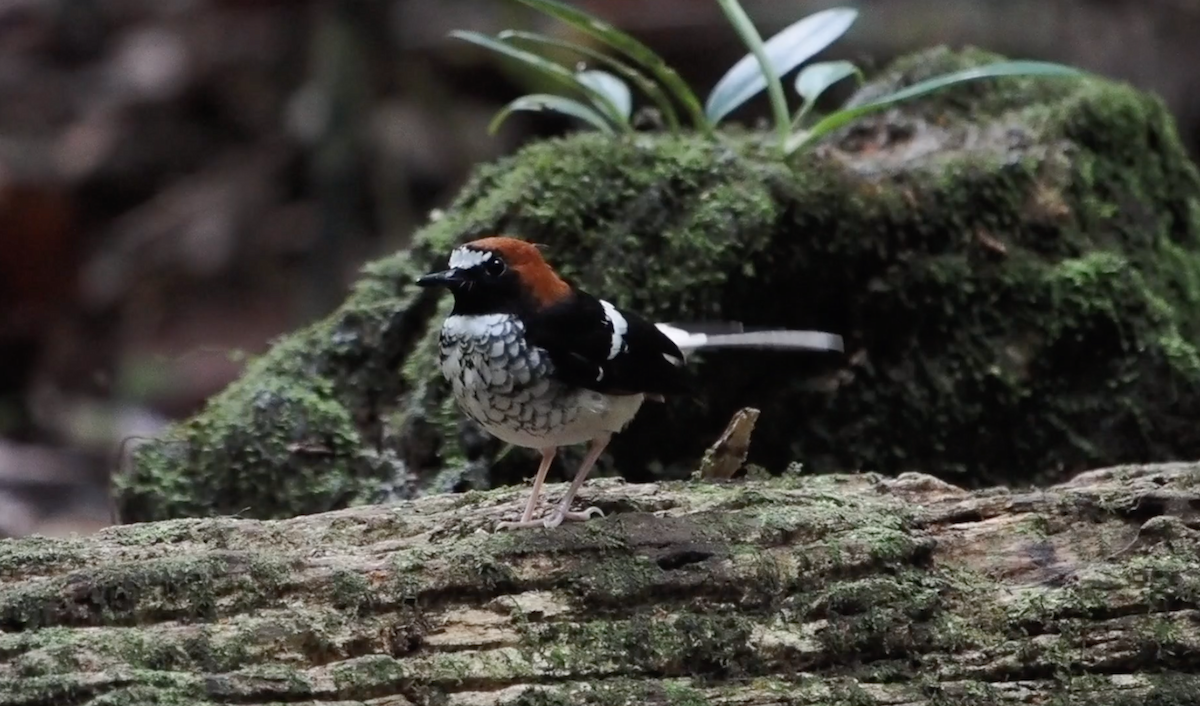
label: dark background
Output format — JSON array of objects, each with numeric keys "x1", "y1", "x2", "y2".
[{"x1": 2, "y1": 0, "x2": 1198, "y2": 537}]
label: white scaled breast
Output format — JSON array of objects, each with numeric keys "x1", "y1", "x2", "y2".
[{"x1": 437, "y1": 313, "x2": 645, "y2": 448}]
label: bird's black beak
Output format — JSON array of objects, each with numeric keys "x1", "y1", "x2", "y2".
[{"x1": 416, "y1": 269, "x2": 463, "y2": 288}]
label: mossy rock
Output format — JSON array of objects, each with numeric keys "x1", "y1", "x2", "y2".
[{"x1": 117, "y1": 47, "x2": 1200, "y2": 522}]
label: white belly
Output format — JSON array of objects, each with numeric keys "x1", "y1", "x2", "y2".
[
  {"x1": 439, "y1": 313, "x2": 646, "y2": 449},
  {"x1": 472, "y1": 386, "x2": 644, "y2": 449}
]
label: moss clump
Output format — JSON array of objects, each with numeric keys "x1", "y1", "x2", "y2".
[
  {"x1": 117, "y1": 250, "x2": 444, "y2": 522},
  {"x1": 119, "y1": 46, "x2": 1200, "y2": 521},
  {"x1": 0, "y1": 552, "x2": 290, "y2": 631},
  {"x1": 123, "y1": 373, "x2": 369, "y2": 520},
  {"x1": 0, "y1": 671, "x2": 205, "y2": 705},
  {"x1": 0, "y1": 536, "x2": 90, "y2": 580}
]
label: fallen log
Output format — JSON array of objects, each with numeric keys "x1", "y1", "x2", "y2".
[{"x1": 3, "y1": 462, "x2": 1198, "y2": 704}]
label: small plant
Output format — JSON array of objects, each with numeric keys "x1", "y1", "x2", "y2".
[{"x1": 451, "y1": 0, "x2": 1085, "y2": 155}]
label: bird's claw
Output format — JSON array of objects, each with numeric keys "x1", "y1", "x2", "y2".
[
  {"x1": 541, "y1": 506, "x2": 604, "y2": 529},
  {"x1": 494, "y1": 505, "x2": 604, "y2": 531},
  {"x1": 494, "y1": 517, "x2": 550, "y2": 531}
]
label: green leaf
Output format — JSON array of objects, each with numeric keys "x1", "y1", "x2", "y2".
[
  {"x1": 786, "y1": 60, "x2": 1087, "y2": 154},
  {"x1": 488, "y1": 94, "x2": 616, "y2": 134},
  {"x1": 576, "y1": 69, "x2": 632, "y2": 119},
  {"x1": 449, "y1": 29, "x2": 629, "y2": 130},
  {"x1": 713, "y1": 0, "x2": 791, "y2": 149},
  {"x1": 498, "y1": 29, "x2": 680, "y2": 129},
  {"x1": 507, "y1": 0, "x2": 710, "y2": 133},
  {"x1": 705, "y1": 7, "x2": 858, "y2": 126},
  {"x1": 792, "y1": 59, "x2": 862, "y2": 127},
  {"x1": 795, "y1": 60, "x2": 861, "y2": 104}
]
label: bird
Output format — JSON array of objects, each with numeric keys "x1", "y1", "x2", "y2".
[{"x1": 416, "y1": 236, "x2": 843, "y2": 530}]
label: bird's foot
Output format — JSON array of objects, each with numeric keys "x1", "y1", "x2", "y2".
[
  {"x1": 542, "y1": 506, "x2": 604, "y2": 529},
  {"x1": 494, "y1": 505, "x2": 604, "y2": 531},
  {"x1": 494, "y1": 517, "x2": 551, "y2": 531}
]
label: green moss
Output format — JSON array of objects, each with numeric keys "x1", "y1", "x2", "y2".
[
  {"x1": 0, "y1": 552, "x2": 290, "y2": 630},
  {"x1": 116, "y1": 253, "x2": 442, "y2": 523},
  {"x1": 119, "y1": 364, "x2": 374, "y2": 521},
  {"x1": 397, "y1": 296, "x2": 474, "y2": 492},
  {"x1": 330, "y1": 654, "x2": 408, "y2": 694},
  {"x1": 117, "y1": 45, "x2": 1200, "y2": 521},
  {"x1": 0, "y1": 620, "x2": 258, "y2": 678},
  {"x1": 203, "y1": 664, "x2": 315, "y2": 701},
  {"x1": 534, "y1": 615, "x2": 761, "y2": 680},
  {"x1": 7, "y1": 471, "x2": 1199, "y2": 702},
  {"x1": 510, "y1": 679, "x2": 713, "y2": 706},
  {"x1": 1003, "y1": 539, "x2": 1200, "y2": 647},
  {"x1": 571, "y1": 555, "x2": 662, "y2": 607},
  {"x1": 510, "y1": 688, "x2": 574, "y2": 706},
  {"x1": 924, "y1": 681, "x2": 1009, "y2": 706},
  {"x1": 0, "y1": 536, "x2": 89, "y2": 579},
  {"x1": 0, "y1": 671, "x2": 204, "y2": 706},
  {"x1": 1129, "y1": 676, "x2": 1200, "y2": 706},
  {"x1": 330, "y1": 570, "x2": 373, "y2": 614},
  {"x1": 1043, "y1": 675, "x2": 1200, "y2": 706},
  {"x1": 811, "y1": 572, "x2": 946, "y2": 666},
  {"x1": 658, "y1": 681, "x2": 711, "y2": 706}
]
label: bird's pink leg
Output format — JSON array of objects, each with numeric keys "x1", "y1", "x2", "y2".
[
  {"x1": 522, "y1": 448, "x2": 556, "y2": 522},
  {"x1": 496, "y1": 448, "x2": 556, "y2": 530},
  {"x1": 494, "y1": 435, "x2": 610, "y2": 531},
  {"x1": 541, "y1": 434, "x2": 609, "y2": 529}
]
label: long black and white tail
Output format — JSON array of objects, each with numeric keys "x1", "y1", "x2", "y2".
[{"x1": 656, "y1": 322, "x2": 843, "y2": 357}]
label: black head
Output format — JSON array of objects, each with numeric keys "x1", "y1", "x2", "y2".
[{"x1": 416, "y1": 236, "x2": 570, "y2": 315}]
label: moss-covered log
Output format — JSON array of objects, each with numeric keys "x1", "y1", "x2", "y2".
[
  {"x1": 117, "y1": 46, "x2": 1200, "y2": 522},
  {"x1": 6, "y1": 463, "x2": 1200, "y2": 705}
]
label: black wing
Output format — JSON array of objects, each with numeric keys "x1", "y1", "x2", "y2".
[{"x1": 523, "y1": 291, "x2": 691, "y2": 396}]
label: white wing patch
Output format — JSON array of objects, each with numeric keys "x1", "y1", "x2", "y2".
[
  {"x1": 599, "y1": 300, "x2": 628, "y2": 360},
  {"x1": 449, "y1": 247, "x2": 492, "y2": 270}
]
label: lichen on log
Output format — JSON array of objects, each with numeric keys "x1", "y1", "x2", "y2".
[
  {"x1": 5, "y1": 463, "x2": 1200, "y2": 705},
  {"x1": 117, "y1": 45, "x2": 1200, "y2": 523}
]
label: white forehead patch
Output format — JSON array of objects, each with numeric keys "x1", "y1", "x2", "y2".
[
  {"x1": 599, "y1": 299, "x2": 628, "y2": 360},
  {"x1": 449, "y1": 247, "x2": 492, "y2": 270}
]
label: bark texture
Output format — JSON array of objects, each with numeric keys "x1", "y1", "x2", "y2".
[{"x1": 4, "y1": 462, "x2": 1200, "y2": 705}]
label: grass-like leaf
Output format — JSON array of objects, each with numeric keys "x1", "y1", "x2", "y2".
[
  {"x1": 450, "y1": 29, "x2": 630, "y2": 130},
  {"x1": 576, "y1": 69, "x2": 632, "y2": 119},
  {"x1": 498, "y1": 30, "x2": 680, "y2": 129},
  {"x1": 713, "y1": 0, "x2": 789, "y2": 149},
  {"x1": 792, "y1": 60, "x2": 862, "y2": 126},
  {"x1": 786, "y1": 60, "x2": 1087, "y2": 154},
  {"x1": 706, "y1": 7, "x2": 858, "y2": 127},
  {"x1": 489, "y1": 94, "x2": 617, "y2": 134},
  {"x1": 508, "y1": 0, "x2": 710, "y2": 133}
]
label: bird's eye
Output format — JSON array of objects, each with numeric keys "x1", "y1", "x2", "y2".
[{"x1": 483, "y1": 258, "x2": 507, "y2": 277}]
